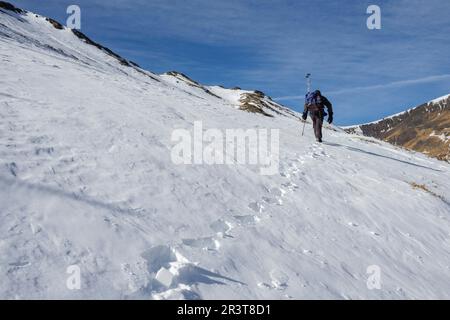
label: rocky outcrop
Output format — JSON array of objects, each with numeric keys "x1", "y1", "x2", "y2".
[
  {"x1": 239, "y1": 91, "x2": 301, "y2": 119},
  {"x1": 0, "y1": 1, "x2": 24, "y2": 14},
  {"x1": 46, "y1": 18, "x2": 64, "y2": 30}
]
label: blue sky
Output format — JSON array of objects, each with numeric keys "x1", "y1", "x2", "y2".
[{"x1": 13, "y1": 0, "x2": 450, "y2": 125}]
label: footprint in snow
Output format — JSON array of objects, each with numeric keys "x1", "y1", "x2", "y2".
[
  {"x1": 265, "y1": 187, "x2": 286, "y2": 205},
  {"x1": 281, "y1": 182, "x2": 299, "y2": 192},
  {"x1": 262, "y1": 196, "x2": 282, "y2": 206},
  {"x1": 103, "y1": 217, "x2": 120, "y2": 232},
  {"x1": 269, "y1": 187, "x2": 285, "y2": 197},
  {"x1": 6, "y1": 162, "x2": 18, "y2": 177},
  {"x1": 210, "y1": 219, "x2": 234, "y2": 238},
  {"x1": 182, "y1": 237, "x2": 220, "y2": 251},
  {"x1": 269, "y1": 269, "x2": 289, "y2": 290},
  {"x1": 280, "y1": 171, "x2": 292, "y2": 179},
  {"x1": 233, "y1": 215, "x2": 261, "y2": 226},
  {"x1": 28, "y1": 135, "x2": 50, "y2": 144},
  {"x1": 307, "y1": 145, "x2": 330, "y2": 159},
  {"x1": 248, "y1": 202, "x2": 265, "y2": 213},
  {"x1": 34, "y1": 147, "x2": 54, "y2": 156}
]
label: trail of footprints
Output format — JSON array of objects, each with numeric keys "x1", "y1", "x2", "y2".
[
  {"x1": 136, "y1": 143, "x2": 383, "y2": 298},
  {"x1": 137, "y1": 145, "x2": 322, "y2": 298},
  {"x1": 137, "y1": 146, "x2": 317, "y2": 298}
]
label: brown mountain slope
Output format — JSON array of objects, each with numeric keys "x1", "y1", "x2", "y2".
[{"x1": 345, "y1": 95, "x2": 450, "y2": 162}]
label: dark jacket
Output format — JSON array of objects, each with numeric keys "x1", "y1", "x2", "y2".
[{"x1": 304, "y1": 95, "x2": 333, "y2": 117}]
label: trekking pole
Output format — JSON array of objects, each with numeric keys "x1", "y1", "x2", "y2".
[{"x1": 301, "y1": 119, "x2": 306, "y2": 136}]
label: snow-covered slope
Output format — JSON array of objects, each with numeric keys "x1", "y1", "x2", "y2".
[
  {"x1": 1, "y1": 3, "x2": 450, "y2": 299},
  {"x1": 161, "y1": 71, "x2": 301, "y2": 119}
]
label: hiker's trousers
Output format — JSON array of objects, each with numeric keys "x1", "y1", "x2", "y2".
[{"x1": 310, "y1": 110, "x2": 324, "y2": 141}]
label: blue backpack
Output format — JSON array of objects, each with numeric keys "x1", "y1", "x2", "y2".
[{"x1": 305, "y1": 91, "x2": 322, "y2": 106}]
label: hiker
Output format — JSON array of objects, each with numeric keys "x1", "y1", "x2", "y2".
[{"x1": 302, "y1": 90, "x2": 333, "y2": 143}]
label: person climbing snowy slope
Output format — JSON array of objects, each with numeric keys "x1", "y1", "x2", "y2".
[{"x1": 302, "y1": 90, "x2": 333, "y2": 143}]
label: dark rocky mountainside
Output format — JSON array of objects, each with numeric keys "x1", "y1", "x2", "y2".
[{"x1": 346, "y1": 95, "x2": 450, "y2": 161}]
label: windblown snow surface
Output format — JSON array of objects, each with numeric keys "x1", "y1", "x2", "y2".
[{"x1": 1, "y1": 7, "x2": 450, "y2": 300}]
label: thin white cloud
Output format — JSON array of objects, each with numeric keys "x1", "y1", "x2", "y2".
[{"x1": 274, "y1": 74, "x2": 450, "y2": 101}]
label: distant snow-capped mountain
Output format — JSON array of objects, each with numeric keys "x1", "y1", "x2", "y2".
[{"x1": 345, "y1": 94, "x2": 450, "y2": 162}]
